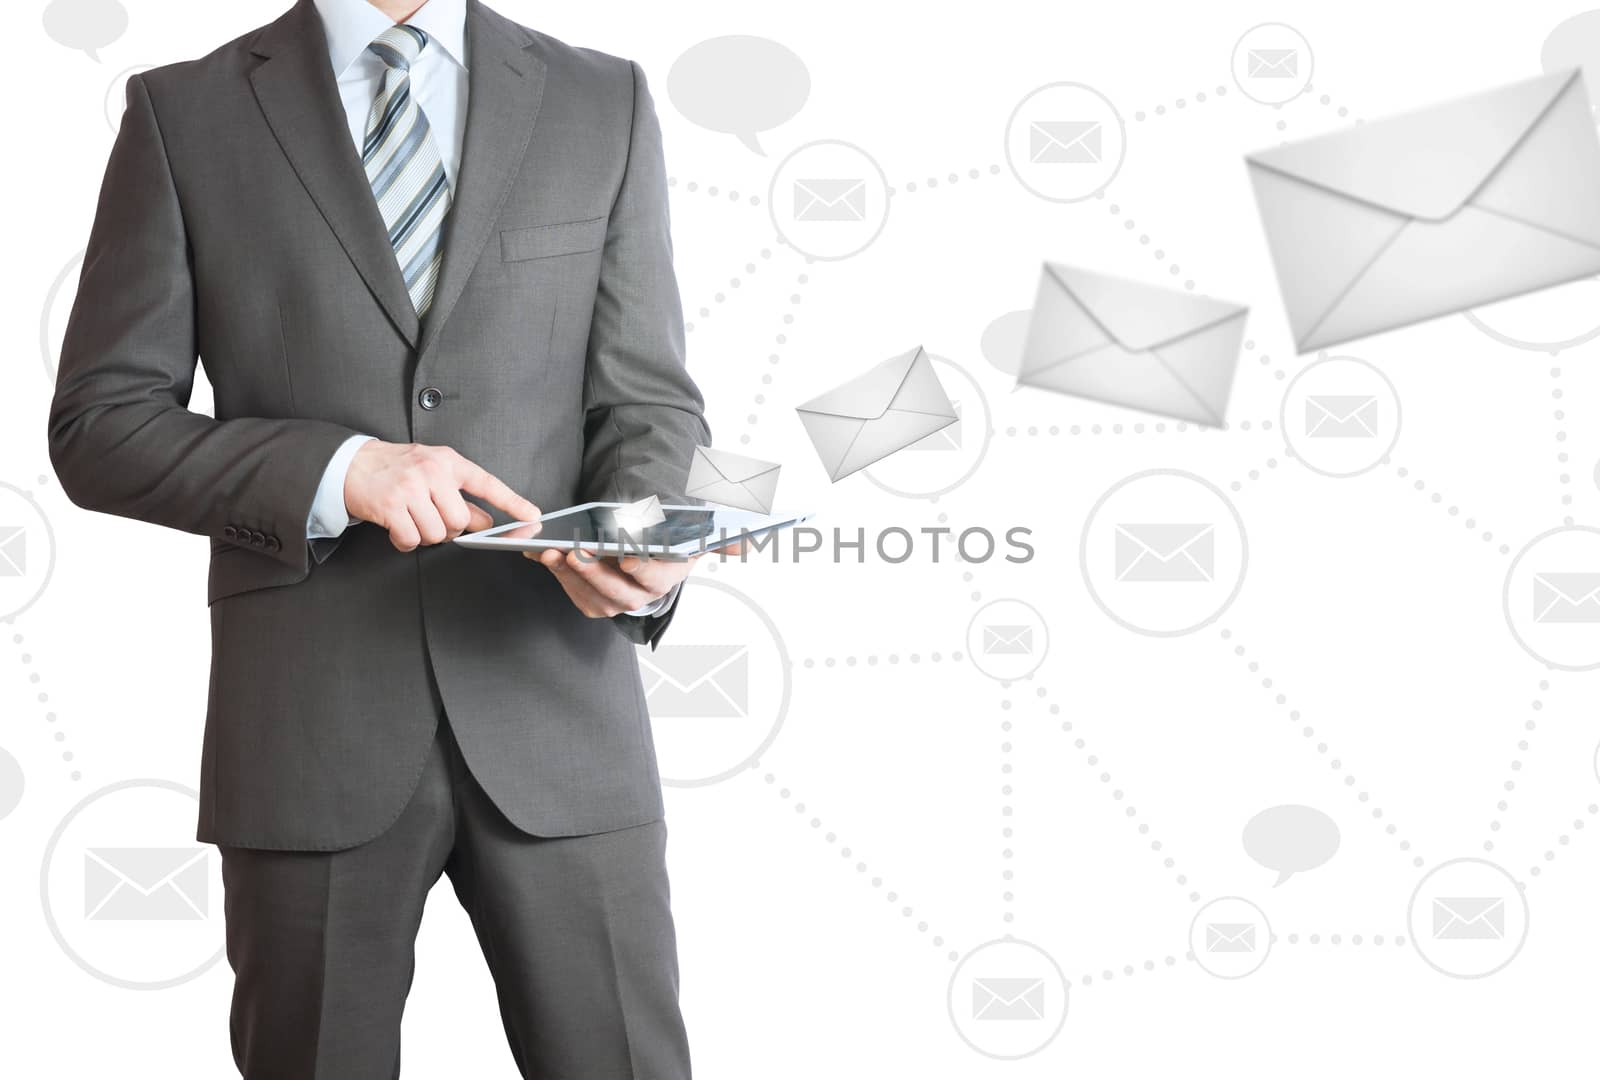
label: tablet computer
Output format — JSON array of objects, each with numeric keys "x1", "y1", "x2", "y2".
[{"x1": 454, "y1": 502, "x2": 814, "y2": 560}]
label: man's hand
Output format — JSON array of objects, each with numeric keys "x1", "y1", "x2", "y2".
[
  {"x1": 344, "y1": 440, "x2": 540, "y2": 552},
  {"x1": 527, "y1": 541, "x2": 745, "y2": 618},
  {"x1": 528, "y1": 549, "x2": 692, "y2": 618}
]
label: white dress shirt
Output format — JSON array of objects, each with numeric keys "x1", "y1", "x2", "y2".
[{"x1": 303, "y1": 0, "x2": 671, "y2": 617}]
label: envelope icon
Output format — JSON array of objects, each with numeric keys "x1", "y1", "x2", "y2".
[
  {"x1": 613, "y1": 495, "x2": 665, "y2": 534},
  {"x1": 907, "y1": 400, "x2": 961, "y2": 451},
  {"x1": 796, "y1": 346, "x2": 960, "y2": 481},
  {"x1": 1305, "y1": 395, "x2": 1378, "y2": 438},
  {"x1": 1016, "y1": 263, "x2": 1247, "y2": 426},
  {"x1": 1030, "y1": 120, "x2": 1100, "y2": 164},
  {"x1": 1533, "y1": 572, "x2": 1600, "y2": 623},
  {"x1": 793, "y1": 178, "x2": 866, "y2": 222},
  {"x1": 971, "y1": 977, "x2": 1045, "y2": 1020},
  {"x1": 983, "y1": 625, "x2": 1033, "y2": 655},
  {"x1": 1115, "y1": 523, "x2": 1214, "y2": 582},
  {"x1": 0, "y1": 526, "x2": 23, "y2": 576},
  {"x1": 83, "y1": 847, "x2": 209, "y2": 921},
  {"x1": 1432, "y1": 896, "x2": 1505, "y2": 939},
  {"x1": 1247, "y1": 69, "x2": 1600, "y2": 352},
  {"x1": 638, "y1": 645, "x2": 748, "y2": 718},
  {"x1": 686, "y1": 447, "x2": 781, "y2": 514},
  {"x1": 1247, "y1": 48, "x2": 1298, "y2": 78},
  {"x1": 1206, "y1": 923, "x2": 1256, "y2": 952}
]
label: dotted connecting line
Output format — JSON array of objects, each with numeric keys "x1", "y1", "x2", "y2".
[
  {"x1": 5, "y1": 627, "x2": 81, "y2": 783},
  {"x1": 683, "y1": 249, "x2": 776, "y2": 334},
  {"x1": 759, "y1": 770, "x2": 959, "y2": 961},
  {"x1": 1098, "y1": 193, "x2": 1197, "y2": 291},
  {"x1": 1244, "y1": 337, "x2": 1290, "y2": 383},
  {"x1": 1037, "y1": 686, "x2": 1202, "y2": 904},
  {"x1": 1227, "y1": 452, "x2": 1287, "y2": 493},
  {"x1": 1279, "y1": 931, "x2": 1406, "y2": 948},
  {"x1": 1380, "y1": 461, "x2": 1512, "y2": 558},
  {"x1": 1483, "y1": 679, "x2": 1547, "y2": 852},
  {"x1": 665, "y1": 177, "x2": 763, "y2": 208},
  {"x1": 1073, "y1": 954, "x2": 1185, "y2": 989},
  {"x1": 1130, "y1": 85, "x2": 1230, "y2": 122},
  {"x1": 1219, "y1": 628, "x2": 1425, "y2": 869},
  {"x1": 1525, "y1": 803, "x2": 1600, "y2": 882},
  {"x1": 999, "y1": 419, "x2": 1277, "y2": 438},
  {"x1": 885, "y1": 164, "x2": 1002, "y2": 197},
  {"x1": 799, "y1": 650, "x2": 964, "y2": 670},
  {"x1": 1305, "y1": 85, "x2": 1361, "y2": 123},
  {"x1": 999, "y1": 695, "x2": 1017, "y2": 926},
  {"x1": 739, "y1": 270, "x2": 810, "y2": 447},
  {"x1": 1553, "y1": 367, "x2": 1573, "y2": 519}
]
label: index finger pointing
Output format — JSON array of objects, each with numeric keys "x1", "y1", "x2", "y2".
[{"x1": 455, "y1": 459, "x2": 541, "y2": 525}]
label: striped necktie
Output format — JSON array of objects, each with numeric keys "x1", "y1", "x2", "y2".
[{"x1": 363, "y1": 24, "x2": 451, "y2": 319}]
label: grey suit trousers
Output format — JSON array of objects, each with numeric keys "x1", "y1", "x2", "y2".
[{"x1": 218, "y1": 714, "x2": 693, "y2": 1079}]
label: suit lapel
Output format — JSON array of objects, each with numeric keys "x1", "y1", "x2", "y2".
[
  {"x1": 417, "y1": 0, "x2": 546, "y2": 359},
  {"x1": 247, "y1": 0, "x2": 421, "y2": 349}
]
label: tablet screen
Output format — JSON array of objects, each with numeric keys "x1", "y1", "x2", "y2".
[{"x1": 530, "y1": 507, "x2": 721, "y2": 549}]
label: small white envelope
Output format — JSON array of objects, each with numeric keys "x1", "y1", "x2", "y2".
[
  {"x1": 793, "y1": 178, "x2": 866, "y2": 221},
  {"x1": 686, "y1": 447, "x2": 781, "y2": 514},
  {"x1": 638, "y1": 645, "x2": 749, "y2": 718},
  {"x1": 613, "y1": 495, "x2": 665, "y2": 533},
  {"x1": 1432, "y1": 897, "x2": 1505, "y2": 940},
  {"x1": 1016, "y1": 264, "x2": 1247, "y2": 426},
  {"x1": 1304, "y1": 395, "x2": 1379, "y2": 438},
  {"x1": 1115, "y1": 523, "x2": 1215, "y2": 582},
  {"x1": 1206, "y1": 923, "x2": 1256, "y2": 952},
  {"x1": 1247, "y1": 69, "x2": 1600, "y2": 352},
  {"x1": 83, "y1": 847, "x2": 209, "y2": 921},
  {"x1": 796, "y1": 346, "x2": 959, "y2": 481},
  {"x1": 1247, "y1": 48, "x2": 1298, "y2": 78},
  {"x1": 971, "y1": 977, "x2": 1045, "y2": 1020},
  {"x1": 1029, "y1": 120, "x2": 1101, "y2": 164},
  {"x1": 0, "y1": 525, "x2": 24, "y2": 576},
  {"x1": 1533, "y1": 572, "x2": 1600, "y2": 623}
]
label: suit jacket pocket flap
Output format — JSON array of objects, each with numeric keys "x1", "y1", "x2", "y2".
[
  {"x1": 208, "y1": 543, "x2": 312, "y2": 605},
  {"x1": 500, "y1": 216, "x2": 608, "y2": 262}
]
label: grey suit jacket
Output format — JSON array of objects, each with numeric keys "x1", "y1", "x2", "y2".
[{"x1": 47, "y1": 0, "x2": 709, "y2": 851}]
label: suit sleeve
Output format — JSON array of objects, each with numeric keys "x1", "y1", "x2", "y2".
[
  {"x1": 580, "y1": 60, "x2": 710, "y2": 647},
  {"x1": 47, "y1": 73, "x2": 361, "y2": 575}
]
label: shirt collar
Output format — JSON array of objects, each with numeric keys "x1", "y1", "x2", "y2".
[{"x1": 312, "y1": 0, "x2": 469, "y2": 76}]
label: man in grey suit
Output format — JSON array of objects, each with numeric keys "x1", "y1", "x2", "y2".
[{"x1": 47, "y1": 0, "x2": 708, "y2": 1074}]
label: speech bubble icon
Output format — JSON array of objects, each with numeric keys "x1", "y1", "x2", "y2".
[
  {"x1": 667, "y1": 36, "x2": 809, "y2": 156},
  {"x1": 1544, "y1": 10, "x2": 1600, "y2": 114},
  {"x1": 42, "y1": 0, "x2": 128, "y2": 62},
  {"x1": 1242, "y1": 804, "x2": 1340, "y2": 886}
]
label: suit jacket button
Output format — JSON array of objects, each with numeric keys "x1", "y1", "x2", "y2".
[
  {"x1": 249, "y1": 531, "x2": 265, "y2": 546},
  {"x1": 222, "y1": 525, "x2": 238, "y2": 540},
  {"x1": 264, "y1": 535, "x2": 281, "y2": 552},
  {"x1": 419, "y1": 386, "x2": 443, "y2": 410}
]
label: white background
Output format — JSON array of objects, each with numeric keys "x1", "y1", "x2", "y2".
[{"x1": 7, "y1": 0, "x2": 1600, "y2": 1076}]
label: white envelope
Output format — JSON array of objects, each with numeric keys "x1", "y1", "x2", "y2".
[
  {"x1": 1305, "y1": 395, "x2": 1379, "y2": 438},
  {"x1": 638, "y1": 645, "x2": 748, "y2": 718},
  {"x1": 796, "y1": 346, "x2": 959, "y2": 481},
  {"x1": 1247, "y1": 48, "x2": 1298, "y2": 78},
  {"x1": 971, "y1": 977, "x2": 1045, "y2": 1020},
  {"x1": 983, "y1": 625, "x2": 1033, "y2": 655},
  {"x1": 0, "y1": 525, "x2": 23, "y2": 576},
  {"x1": 1017, "y1": 264, "x2": 1247, "y2": 426},
  {"x1": 1029, "y1": 120, "x2": 1101, "y2": 164},
  {"x1": 1432, "y1": 896, "x2": 1505, "y2": 940},
  {"x1": 1115, "y1": 524, "x2": 1215, "y2": 582},
  {"x1": 1533, "y1": 572, "x2": 1600, "y2": 623},
  {"x1": 1206, "y1": 922, "x2": 1256, "y2": 952},
  {"x1": 83, "y1": 847, "x2": 209, "y2": 921},
  {"x1": 613, "y1": 495, "x2": 665, "y2": 533},
  {"x1": 1247, "y1": 69, "x2": 1600, "y2": 352},
  {"x1": 686, "y1": 447, "x2": 781, "y2": 514},
  {"x1": 793, "y1": 178, "x2": 866, "y2": 221}
]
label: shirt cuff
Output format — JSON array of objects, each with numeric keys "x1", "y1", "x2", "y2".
[
  {"x1": 624, "y1": 581, "x2": 682, "y2": 618},
  {"x1": 306, "y1": 434, "x2": 377, "y2": 540}
]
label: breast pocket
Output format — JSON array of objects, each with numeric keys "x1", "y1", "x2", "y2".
[{"x1": 500, "y1": 217, "x2": 608, "y2": 262}]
